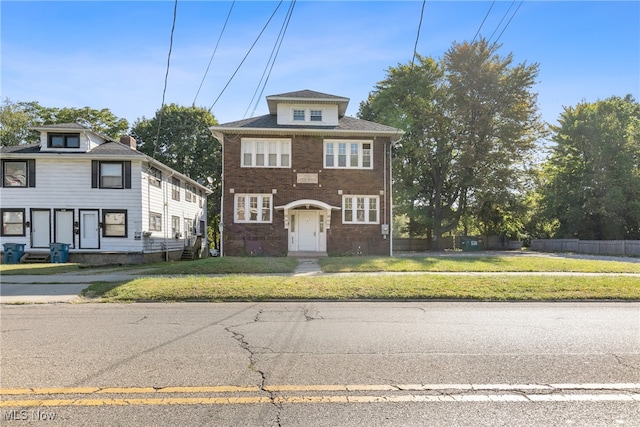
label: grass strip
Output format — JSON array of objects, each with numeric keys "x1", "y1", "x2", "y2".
[
  {"x1": 0, "y1": 257, "x2": 298, "y2": 275},
  {"x1": 319, "y1": 256, "x2": 640, "y2": 273},
  {"x1": 86, "y1": 274, "x2": 640, "y2": 302}
]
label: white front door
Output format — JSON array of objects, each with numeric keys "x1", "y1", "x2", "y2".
[
  {"x1": 80, "y1": 210, "x2": 99, "y2": 249},
  {"x1": 55, "y1": 210, "x2": 74, "y2": 246},
  {"x1": 298, "y1": 211, "x2": 318, "y2": 251},
  {"x1": 31, "y1": 210, "x2": 51, "y2": 248}
]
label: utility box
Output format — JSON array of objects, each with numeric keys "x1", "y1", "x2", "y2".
[
  {"x1": 3, "y1": 243, "x2": 25, "y2": 264},
  {"x1": 461, "y1": 237, "x2": 482, "y2": 252},
  {"x1": 50, "y1": 243, "x2": 70, "y2": 263}
]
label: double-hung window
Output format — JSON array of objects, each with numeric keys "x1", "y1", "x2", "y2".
[
  {"x1": 148, "y1": 167, "x2": 162, "y2": 188},
  {"x1": 2, "y1": 160, "x2": 36, "y2": 187},
  {"x1": 242, "y1": 139, "x2": 290, "y2": 168},
  {"x1": 310, "y1": 110, "x2": 322, "y2": 122},
  {"x1": 172, "y1": 178, "x2": 181, "y2": 200},
  {"x1": 149, "y1": 212, "x2": 162, "y2": 231},
  {"x1": 103, "y1": 210, "x2": 127, "y2": 237},
  {"x1": 234, "y1": 194, "x2": 272, "y2": 223},
  {"x1": 324, "y1": 140, "x2": 372, "y2": 169},
  {"x1": 342, "y1": 196, "x2": 379, "y2": 224},
  {"x1": 1, "y1": 209, "x2": 25, "y2": 236},
  {"x1": 293, "y1": 109, "x2": 305, "y2": 121},
  {"x1": 92, "y1": 161, "x2": 131, "y2": 189}
]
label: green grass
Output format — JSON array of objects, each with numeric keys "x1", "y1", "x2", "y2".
[
  {"x1": 0, "y1": 263, "x2": 84, "y2": 275},
  {"x1": 83, "y1": 274, "x2": 640, "y2": 302},
  {"x1": 319, "y1": 256, "x2": 640, "y2": 273},
  {"x1": 0, "y1": 257, "x2": 298, "y2": 275}
]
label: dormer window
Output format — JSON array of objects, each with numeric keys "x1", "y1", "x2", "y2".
[
  {"x1": 293, "y1": 109, "x2": 305, "y2": 121},
  {"x1": 48, "y1": 133, "x2": 80, "y2": 148},
  {"x1": 310, "y1": 110, "x2": 323, "y2": 122}
]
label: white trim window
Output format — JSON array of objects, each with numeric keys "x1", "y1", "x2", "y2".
[
  {"x1": 149, "y1": 212, "x2": 162, "y2": 231},
  {"x1": 310, "y1": 110, "x2": 323, "y2": 122},
  {"x1": 343, "y1": 196, "x2": 379, "y2": 224},
  {"x1": 242, "y1": 138, "x2": 291, "y2": 168},
  {"x1": 324, "y1": 140, "x2": 372, "y2": 169},
  {"x1": 234, "y1": 194, "x2": 272, "y2": 223},
  {"x1": 293, "y1": 109, "x2": 305, "y2": 121}
]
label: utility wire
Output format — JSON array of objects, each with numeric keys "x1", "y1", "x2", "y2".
[
  {"x1": 154, "y1": 0, "x2": 178, "y2": 157},
  {"x1": 472, "y1": 1, "x2": 495, "y2": 43},
  {"x1": 487, "y1": 0, "x2": 515, "y2": 44},
  {"x1": 411, "y1": 0, "x2": 426, "y2": 69},
  {"x1": 245, "y1": 0, "x2": 296, "y2": 118},
  {"x1": 493, "y1": 0, "x2": 523, "y2": 44},
  {"x1": 193, "y1": 1, "x2": 235, "y2": 106},
  {"x1": 209, "y1": 1, "x2": 284, "y2": 112}
]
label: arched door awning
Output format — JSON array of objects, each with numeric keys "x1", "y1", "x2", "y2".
[{"x1": 275, "y1": 199, "x2": 340, "y2": 230}]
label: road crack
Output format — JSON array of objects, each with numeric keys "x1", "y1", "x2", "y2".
[
  {"x1": 612, "y1": 353, "x2": 640, "y2": 372},
  {"x1": 225, "y1": 310, "x2": 282, "y2": 427}
]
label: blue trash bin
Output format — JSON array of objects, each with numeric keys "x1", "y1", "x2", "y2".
[
  {"x1": 3, "y1": 243, "x2": 26, "y2": 264},
  {"x1": 49, "y1": 243, "x2": 70, "y2": 263}
]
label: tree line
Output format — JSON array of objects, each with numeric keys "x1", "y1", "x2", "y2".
[{"x1": 2, "y1": 38, "x2": 638, "y2": 246}]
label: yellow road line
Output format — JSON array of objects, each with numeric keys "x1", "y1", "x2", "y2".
[
  {"x1": 1, "y1": 394, "x2": 639, "y2": 407},
  {"x1": 2, "y1": 383, "x2": 640, "y2": 397}
]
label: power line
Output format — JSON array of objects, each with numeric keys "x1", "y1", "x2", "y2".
[
  {"x1": 154, "y1": 0, "x2": 178, "y2": 157},
  {"x1": 472, "y1": 1, "x2": 495, "y2": 43},
  {"x1": 209, "y1": 1, "x2": 284, "y2": 112},
  {"x1": 487, "y1": 0, "x2": 515, "y2": 44},
  {"x1": 493, "y1": 0, "x2": 524, "y2": 44},
  {"x1": 411, "y1": 0, "x2": 426, "y2": 69},
  {"x1": 193, "y1": 1, "x2": 235, "y2": 106},
  {"x1": 245, "y1": 0, "x2": 296, "y2": 118}
]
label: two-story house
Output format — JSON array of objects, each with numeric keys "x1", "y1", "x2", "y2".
[
  {"x1": 210, "y1": 90, "x2": 404, "y2": 256},
  {"x1": 0, "y1": 122, "x2": 211, "y2": 264}
]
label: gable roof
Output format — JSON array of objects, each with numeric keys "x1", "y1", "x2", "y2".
[{"x1": 266, "y1": 89, "x2": 350, "y2": 116}]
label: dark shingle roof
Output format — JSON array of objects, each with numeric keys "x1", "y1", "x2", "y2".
[
  {"x1": 33, "y1": 122, "x2": 90, "y2": 130},
  {"x1": 0, "y1": 141, "x2": 145, "y2": 157},
  {"x1": 0, "y1": 144, "x2": 41, "y2": 154},
  {"x1": 88, "y1": 141, "x2": 146, "y2": 156},
  {"x1": 267, "y1": 89, "x2": 348, "y2": 101},
  {"x1": 265, "y1": 89, "x2": 350, "y2": 116},
  {"x1": 212, "y1": 114, "x2": 403, "y2": 137}
]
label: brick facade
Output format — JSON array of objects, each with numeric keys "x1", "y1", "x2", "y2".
[
  {"x1": 221, "y1": 133, "x2": 392, "y2": 256},
  {"x1": 212, "y1": 90, "x2": 402, "y2": 257}
]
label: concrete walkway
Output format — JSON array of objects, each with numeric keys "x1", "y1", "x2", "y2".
[{"x1": 293, "y1": 258, "x2": 322, "y2": 276}]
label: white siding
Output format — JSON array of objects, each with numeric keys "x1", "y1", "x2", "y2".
[
  {"x1": 140, "y1": 166, "x2": 208, "y2": 254},
  {"x1": 1, "y1": 157, "x2": 142, "y2": 252},
  {"x1": 1, "y1": 156, "x2": 208, "y2": 256},
  {"x1": 276, "y1": 104, "x2": 339, "y2": 126}
]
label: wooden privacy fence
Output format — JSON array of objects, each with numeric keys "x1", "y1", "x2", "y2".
[{"x1": 531, "y1": 239, "x2": 640, "y2": 257}]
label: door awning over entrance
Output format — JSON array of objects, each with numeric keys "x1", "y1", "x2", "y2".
[{"x1": 275, "y1": 199, "x2": 340, "y2": 211}]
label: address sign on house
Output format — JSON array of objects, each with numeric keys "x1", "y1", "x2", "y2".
[{"x1": 297, "y1": 173, "x2": 319, "y2": 184}]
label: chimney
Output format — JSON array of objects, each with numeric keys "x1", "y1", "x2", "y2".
[{"x1": 120, "y1": 135, "x2": 137, "y2": 150}]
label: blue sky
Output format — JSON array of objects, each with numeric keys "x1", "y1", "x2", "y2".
[{"x1": 2, "y1": 1, "x2": 638, "y2": 128}]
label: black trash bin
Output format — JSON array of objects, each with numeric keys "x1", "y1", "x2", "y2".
[
  {"x1": 3, "y1": 243, "x2": 26, "y2": 264},
  {"x1": 49, "y1": 243, "x2": 70, "y2": 263}
]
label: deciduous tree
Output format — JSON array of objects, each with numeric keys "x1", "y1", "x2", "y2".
[
  {"x1": 542, "y1": 95, "x2": 640, "y2": 239},
  {"x1": 359, "y1": 39, "x2": 544, "y2": 248}
]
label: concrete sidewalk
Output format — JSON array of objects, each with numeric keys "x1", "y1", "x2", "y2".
[{"x1": 0, "y1": 259, "x2": 324, "y2": 304}]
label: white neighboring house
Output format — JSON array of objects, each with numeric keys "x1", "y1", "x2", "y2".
[{"x1": 0, "y1": 122, "x2": 211, "y2": 264}]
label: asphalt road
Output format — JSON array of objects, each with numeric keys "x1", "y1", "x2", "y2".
[{"x1": 1, "y1": 302, "x2": 639, "y2": 426}]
